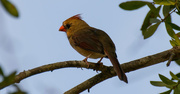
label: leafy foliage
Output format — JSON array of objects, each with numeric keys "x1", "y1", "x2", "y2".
[
  {"x1": 119, "y1": 0, "x2": 180, "y2": 39},
  {"x1": 150, "y1": 72, "x2": 180, "y2": 94},
  {"x1": 120, "y1": 1, "x2": 180, "y2": 93}
]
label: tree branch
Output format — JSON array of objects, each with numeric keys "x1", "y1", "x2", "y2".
[
  {"x1": 65, "y1": 46, "x2": 180, "y2": 94},
  {"x1": 1, "y1": 47, "x2": 180, "y2": 93}
]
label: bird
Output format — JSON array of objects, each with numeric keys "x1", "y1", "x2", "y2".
[{"x1": 59, "y1": 14, "x2": 128, "y2": 83}]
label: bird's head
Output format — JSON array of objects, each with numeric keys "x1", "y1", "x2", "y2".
[{"x1": 59, "y1": 14, "x2": 89, "y2": 32}]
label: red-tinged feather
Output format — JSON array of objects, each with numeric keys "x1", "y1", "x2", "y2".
[{"x1": 68, "y1": 14, "x2": 82, "y2": 20}]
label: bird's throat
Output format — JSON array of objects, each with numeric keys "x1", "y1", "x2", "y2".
[{"x1": 66, "y1": 31, "x2": 72, "y2": 39}]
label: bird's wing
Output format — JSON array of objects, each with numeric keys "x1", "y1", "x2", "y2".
[{"x1": 71, "y1": 28, "x2": 104, "y2": 54}]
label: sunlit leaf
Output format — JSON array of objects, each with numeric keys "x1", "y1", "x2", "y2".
[
  {"x1": 170, "y1": 39, "x2": 177, "y2": 47},
  {"x1": 143, "y1": 22, "x2": 161, "y2": 39},
  {"x1": 119, "y1": 1, "x2": 148, "y2": 10},
  {"x1": 170, "y1": 71, "x2": 179, "y2": 80},
  {"x1": 169, "y1": 34, "x2": 180, "y2": 46},
  {"x1": 159, "y1": 74, "x2": 177, "y2": 86},
  {"x1": 160, "y1": 89, "x2": 172, "y2": 94},
  {"x1": 174, "y1": 34, "x2": 180, "y2": 46},
  {"x1": 150, "y1": 81, "x2": 167, "y2": 87},
  {"x1": 168, "y1": 22, "x2": 180, "y2": 31},
  {"x1": 170, "y1": 38, "x2": 180, "y2": 46},
  {"x1": 1, "y1": 0, "x2": 19, "y2": 17},
  {"x1": 154, "y1": 0, "x2": 176, "y2": 5}
]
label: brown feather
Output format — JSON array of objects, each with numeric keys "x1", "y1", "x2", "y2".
[
  {"x1": 71, "y1": 28, "x2": 104, "y2": 54},
  {"x1": 104, "y1": 50, "x2": 128, "y2": 83}
]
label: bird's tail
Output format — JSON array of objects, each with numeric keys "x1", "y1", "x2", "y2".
[{"x1": 105, "y1": 50, "x2": 128, "y2": 83}]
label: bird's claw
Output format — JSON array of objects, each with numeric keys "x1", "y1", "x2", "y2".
[{"x1": 83, "y1": 59, "x2": 89, "y2": 68}]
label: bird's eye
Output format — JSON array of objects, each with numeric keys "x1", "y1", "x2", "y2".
[{"x1": 66, "y1": 24, "x2": 71, "y2": 29}]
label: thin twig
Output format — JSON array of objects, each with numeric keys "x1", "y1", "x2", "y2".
[
  {"x1": 167, "y1": 52, "x2": 175, "y2": 66},
  {"x1": 161, "y1": 8, "x2": 177, "y2": 22}
]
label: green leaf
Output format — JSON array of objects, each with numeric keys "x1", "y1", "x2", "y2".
[
  {"x1": 169, "y1": 34, "x2": 180, "y2": 46},
  {"x1": 0, "y1": 66, "x2": 4, "y2": 77},
  {"x1": 154, "y1": 0, "x2": 176, "y2": 5},
  {"x1": 150, "y1": 18, "x2": 161, "y2": 23},
  {"x1": 141, "y1": 6, "x2": 161, "y2": 33},
  {"x1": 176, "y1": 11, "x2": 180, "y2": 15},
  {"x1": 165, "y1": 15, "x2": 172, "y2": 23},
  {"x1": 168, "y1": 22, "x2": 180, "y2": 31},
  {"x1": 0, "y1": 71, "x2": 16, "y2": 89},
  {"x1": 163, "y1": 5, "x2": 175, "y2": 18},
  {"x1": 147, "y1": 3, "x2": 161, "y2": 18},
  {"x1": 159, "y1": 74, "x2": 177, "y2": 86},
  {"x1": 163, "y1": 6, "x2": 170, "y2": 17},
  {"x1": 119, "y1": 1, "x2": 148, "y2": 10},
  {"x1": 175, "y1": 59, "x2": 180, "y2": 66},
  {"x1": 174, "y1": 84, "x2": 180, "y2": 94},
  {"x1": 165, "y1": 21, "x2": 175, "y2": 38},
  {"x1": 174, "y1": 34, "x2": 180, "y2": 45},
  {"x1": 141, "y1": 11, "x2": 152, "y2": 32},
  {"x1": 160, "y1": 89, "x2": 172, "y2": 94},
  {"x1": 176, "y1": 73, "x2": 180, "y2": 78},
  {"x1": 143, "y1": 22, "x2": 161, "y2": 39},
  {"x1": 170, "y1": 39, "x2": 177, "y2": 47},
  {"x1": 1, "y1": 0, "x2": 19, "y2": 17},
  {"x1": 5, "y1": 71, "x2": 16, "y2": 81},
  {"x1": 150, "y1": 81, "x2": 167, "y2": 87},
  {"x1": 177, "y1": 32, "x2": 180, "y2": 37},
  {"x1": 170, "y1": 71, "x2": 179, "y2": 80},
  {"x1": 176, "y1": 4, "x2": 180, "y2": 12}
]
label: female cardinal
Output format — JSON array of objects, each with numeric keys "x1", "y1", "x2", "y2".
[{"x1": 59, "y1": 14, "x2": 128, "y2": 83}]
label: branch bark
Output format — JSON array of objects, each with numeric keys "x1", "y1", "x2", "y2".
[
  {"x1": 65, "y1": 46, "x2": 180, "y2": 94},
  {"x1": 1, "y1": 47, "x2": 180, "y2": 93}
]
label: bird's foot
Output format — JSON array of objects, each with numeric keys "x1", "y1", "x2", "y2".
[
  {"x1": 82, "y1": 54, "x2": 92, "y2": 68},
  {"x1": 83, "y1": 58, "x2": 89, "y2": 68}
]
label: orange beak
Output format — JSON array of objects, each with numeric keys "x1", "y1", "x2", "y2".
[{"x1": 59, "y1": 26, "x2": 66, "y2": 32}]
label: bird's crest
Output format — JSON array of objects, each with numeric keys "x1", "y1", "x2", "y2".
[{"x1": 69, "y1": 14, "x2": 82, "y2": 20}]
